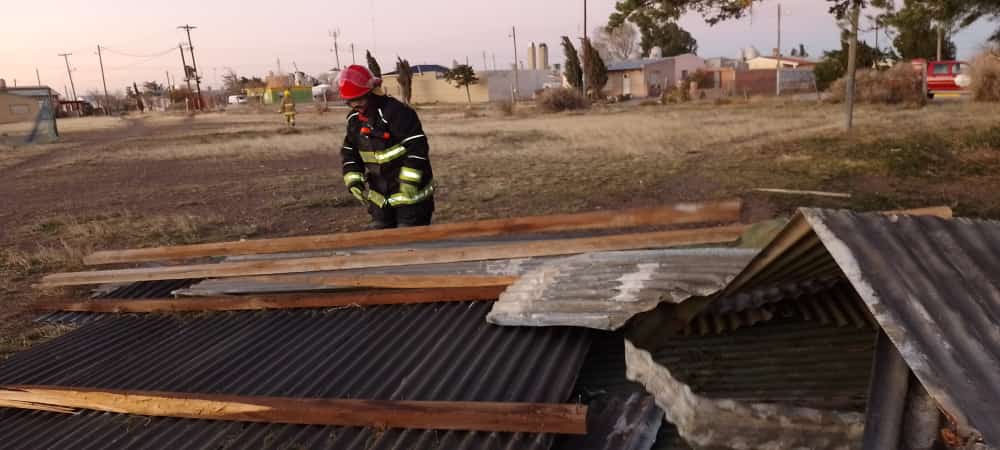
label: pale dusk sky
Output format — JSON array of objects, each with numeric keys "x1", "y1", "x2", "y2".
[{"x1": 2, "y1": 0, "x2": 995, "y2": 97}]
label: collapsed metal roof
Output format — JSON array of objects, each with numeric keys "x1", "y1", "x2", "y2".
[
  {"x1": 801, "y1": 209, "x2": 1000, "y2": 446},
  {"x1": 487, "y1": 249, "x2": 756, "y2": 330},
  {"x1": 626, "y1": 208, "x2": 1000, "y2": 447},
  {"x1": 0, "y1": 302, "x2": 590, "y2": 450}
]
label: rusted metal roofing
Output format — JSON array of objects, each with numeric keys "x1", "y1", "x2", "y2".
[
  {"x1": 487, "y1": 249, "x2": 756, "y2": 330},
  {"x1": 800, "y1": 209, "x2": 1000, "y2": 446},
  {"x1": 555, "y1": 392, "x2": 662, "y2": 450},
  {"x1": 0, "y1": 301, "x2": 590, "y2": 449}
]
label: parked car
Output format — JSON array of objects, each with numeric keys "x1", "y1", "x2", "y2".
[
  {"x1": 227, "y1": 95, "x2": 248, "y2": 105},
  {"x1": 913, "y1": 59, "x2": 971, "y2": 98}
]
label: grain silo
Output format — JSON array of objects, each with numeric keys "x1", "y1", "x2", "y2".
[
  {"x1": 537, "y1": 43, "x2": 549, "y2": 70},
  {"x1": 528, "y1": 43, "x2": 537, "y2": 70}
]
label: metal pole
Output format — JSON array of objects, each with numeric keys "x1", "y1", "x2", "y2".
[
  {"x1": 35, "y1": 68, "x2": 41, "y2": 86},
  {"x1": 582, "y1": 0, "x2": 588, "y2": 97},
  {"x1": 179, "y1": 44, "x2": 193, "y2": 93},
  {"x1": 512, "y1": 26, "x2": 519, "y2": 101},
  {"x1": 178, "y1": 25, "x2": 203, "y2": 110},
  {"x1": 776, "y1": 3, "x2": 782, "y2": 97},
  {"x1": 861, "y1": 330, "x2": 910, "y2": 450},
  {"x1": 59, "y1": 53, "x2": 77, "y2": 100},
  {"x1": 97, "y1": 46, "x2": 111, "y2": 113},
  {"x1": 483, "y1": 51, "x2": 488, "y2": 72},
  {"x1": 330, "y1": 30, "x2": 342, "y2": 69},
  {"x1": 351, "y1": 43, "x2": 357, "y2": 65}
]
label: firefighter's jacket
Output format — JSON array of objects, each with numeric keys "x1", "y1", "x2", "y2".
[{"x1": 340, "y1": 95, "x2": 434, "y2": 209}]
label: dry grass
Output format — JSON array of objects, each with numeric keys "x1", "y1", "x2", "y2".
[
  {"x1": 971, "y1": 52, "x2": 1000, "y2": 102},
  {"x1": 0, "y1": 323, "x2": 76, "y2": 361},
  {"x1": 829, "y1": 64, "x2": 925, "y2": 105},
  {"x1": 537, "y1": 88, "x2": 589, "y2": 113}
]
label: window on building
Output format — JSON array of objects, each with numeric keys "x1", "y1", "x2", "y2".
[
  {"x1": 681, "y1": 70, "x2": 688, "y2": 80},
  {"x1": 933, "y1": 64, "x2": 949, "y2": 75},
  {"x1": 953, "y1": 63, "x2": 963, "y2": 74},
  {"x1": 9, "y1": 104, "x2": 30, "y2": 115}
]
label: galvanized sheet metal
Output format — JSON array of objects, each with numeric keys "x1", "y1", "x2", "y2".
[
  {"x1": 802, "y1": 209, "x2": 1000, "y2": 445},
  {"x1": 555, "y1": 392, "x2": 662, "y2": 450},
  {"x1": 488, "y1": 249, "x2": 756, "y2": 330},
  {"x1": 0, "y1": 301, "x2": 591, "y2": 450}
]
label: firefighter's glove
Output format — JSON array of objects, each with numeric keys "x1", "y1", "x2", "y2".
[{"x1": 349, "y1": 186, "x2": 367, "y2": 207}]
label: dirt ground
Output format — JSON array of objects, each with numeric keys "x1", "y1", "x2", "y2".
[{"x1": 2, "y1": 98, "x2": 1000, "y2": 356}]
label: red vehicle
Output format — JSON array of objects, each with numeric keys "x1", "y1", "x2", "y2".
[{"x1": 912, "y1": 59, "x2": 972, "y2": 98}]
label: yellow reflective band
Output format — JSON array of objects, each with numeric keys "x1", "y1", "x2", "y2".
[
  {"x1": 359, "y1": 145, "x2": 408, "y2": 164},
  {"x1": 388, "y1": 182, "x2": 435, "y2": 207},
  {"x1": 399, "y1": 167, "x2": 423, "y2": 183},
  {"x1": 367, "y1": 190, "x2": 387, "y2": 207},
  {"x1": 343, "y1": 172, "x2": 365, "y2": 186}
]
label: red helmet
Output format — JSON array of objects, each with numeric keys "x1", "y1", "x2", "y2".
[{"x1": 338, "y1": 65, "x2": 379, "y2": 100}]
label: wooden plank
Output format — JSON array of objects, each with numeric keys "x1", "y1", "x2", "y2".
[
  {"x1": 40, "y1": 225, "x2": 748, "y2": 288},
  {"x1": 0, "y1": 386, "x2": 588, "y2": 435},
  {"x1": 34, "y1": 286, "x2": 508, "y2": 313},
  {"x1": 83, "y1": 200, "x2": 743, "y2": 265},
  {"x1": 753, "y1": 188, "x2": 852, "y2": 198}
]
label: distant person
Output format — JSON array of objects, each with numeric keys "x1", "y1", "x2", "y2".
[
  {"x1": 279, "y1": 89, "x2": 296, "y2": 127},
  {"x1": 337, "y1": 64, "x2": 435, "y2": 229}
]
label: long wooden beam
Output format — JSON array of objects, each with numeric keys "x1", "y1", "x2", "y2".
[
  {"x1": 83, "y1": 200, "x2": 743, "y2": 265},
  {"x1": 40, "y1": 225, "x2": 748, "y2": 288},
  {"x1": 33, "y1": 286, "x2": 508, "y2": 313},
  {"x1": 0, "y1": 386, "x2": 588, "y2": 434}
]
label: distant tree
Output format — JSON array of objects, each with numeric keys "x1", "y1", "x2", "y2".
[
  {"x1": 396, "y1": 57, "x2": 414, "y2": 104},
  {"x1": 366, "y1": 51, "x2": 382, "y2": 77},
  {"x1": 582, "y1": 38, "x2": 608, "y2": 99},
  {"x1": 883, "y1": 0, "x2": 958, "y2": 60},
  {"x1": 561, "y1": 36, "x2": 583, "y2": 91},
  {"x1": 799, "y1": 43, "x2": 809, "y2": 57},
  {"x1": 791, "y1": 48, "x2": 798, "y2": 57},
  {"x1": 594, "y1": 24, "x2": 639, "y2": 61},
  {"x1": 444, "y1": 64, "x2": 479, "y2": 105},
  {"x1": 142, "y1": 81, "x2": 165, "y2": 96},
  {"x1": 635, "y1": 19, "x2": 697, "y2": 56},
  {"x1": 814, "y1": 30, "x2": 892, "y2": 90},
  {"x1": 222, "y1": 70, "x2": 241, "y2": 95},
  {"x1": 609, "y1": 0, "x2": 895, "y2": 130}
]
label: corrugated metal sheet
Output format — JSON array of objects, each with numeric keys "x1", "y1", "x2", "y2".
[
  {"x1": 0, "y1": 301, "x2": 590, "y2": 450},
  {"x1": 656, "y1": 319, "x2": 876, "y2": 412},
  {"x1": 554, "y1": 392, "x2": 662, "y2": 450},
  {"x1": 488, "y1": 249, "x2": 756, "y2": 330},
  {"x1": 684, "y1": 282, "x2": 874, "y2": 335},
  {"x1": 802, "y1": 209, "x2": 1000, "y2": 446}
]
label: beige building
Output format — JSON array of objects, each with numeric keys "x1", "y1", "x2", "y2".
[
  {"x1": 0, "y1": 91, "x2": 41, "y2": 124},
  {"x1": 605, "y1": 54, "x2": 706, "y2": 98},
  {"x1": 747, "y1": 55, "x2": 815, "y2": 70}
]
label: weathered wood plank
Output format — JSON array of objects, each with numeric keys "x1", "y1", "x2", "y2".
[
  {"x1": 40, "y1": 225, "x2": 748, "y2": 288},
  {"x1": 0, "y1": 386, "x2": 588, "y2": 434},
  {"x1": 83, "y1": 200, "x2": 742, "y2": 265},
  {"x1": 34, "y1": 286, "x2": 508, "y2": 313}
]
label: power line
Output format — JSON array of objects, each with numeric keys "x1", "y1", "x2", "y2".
[{"x1": 100, "y1": 46, "x2": 177, "y2": 58}]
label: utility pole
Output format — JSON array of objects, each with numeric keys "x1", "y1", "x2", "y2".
[
  {"x1": 483, "y1": 51, "x2": 488, "y2": 72},
  {"x1": 35, "y1": 68, "x2": 41, "y2": 86},
  {"x1": 178, "y1": 24, "x2": 203, "y2": 110},
  {"x1": 330, "y1": 29, "x2": 342, "y2": 69},
  {"x1": 582, "y1": 0, "x2": 588, "y2": 97},
  {"x1": 776, "y1": 3, "x2": 782, "y2": 97},
  {"x1": 96, "y1": 45, "x2": 111, "y2": 113},
  {"x1": 511, "y1": 26, "x2": 520, "y2": 101},
  {"x1": 178, "y1": 43, "x2": 193, "y2": 93},
  {"x1": 58, "y1": 53, "x2": 77, "y2": 100},
  {"x1": 492, "y1": 53, "x2": 497, "y2": 71},
  {"x1": 351, "y1": 43, "x2": 357, "y2": 65}
]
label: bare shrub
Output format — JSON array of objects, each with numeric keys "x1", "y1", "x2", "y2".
[
  {"x1": 538, "y1": 88, "x2": 589, "y2": 113},
  {"x1": 493, "y1": 100, "x2": 515, "y2": 116},
  {"x1": 971, "y1": 53, "x2": 1000, "y2": 102},
  {"x1": 829, "y1": 63, "x2": 925, "y2": 105}
]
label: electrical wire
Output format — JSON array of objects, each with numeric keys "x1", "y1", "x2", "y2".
[{"x1": 100, "y1": 46, "x2": 178, "y2": 59}]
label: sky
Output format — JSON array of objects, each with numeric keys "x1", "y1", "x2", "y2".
[{"x1": 1, "y1": 0, "x2": 995, "y2": 98}]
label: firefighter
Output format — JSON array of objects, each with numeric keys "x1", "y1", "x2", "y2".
[
  {"x1": 338, "y1": 65, "x2": 434, "y2": 229},
  {"x1": 279, "y1": 89, "x2": 296, "y2": 127}
]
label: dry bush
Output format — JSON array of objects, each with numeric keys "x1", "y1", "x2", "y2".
[
  {"x1": 971, "y1": 53, "x2": 1000, "y2": 102},
  {"x1": 493, "y1": 100, "x2": 515, "y2": 117},
  {"x1": 538, "y1": 88, "x2": 589, "y2": 113},
  {"x1": 662, "y1": 85, "x2": 691, "y2": 104},
  {"x1": 829, "y1": 63, "x2": 925, "y2": 105}
]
